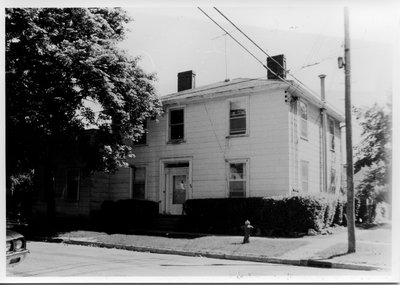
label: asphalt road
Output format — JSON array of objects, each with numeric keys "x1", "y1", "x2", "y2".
[{"x1": 6, "y1": 241, "x2": 387, "y2": 280}]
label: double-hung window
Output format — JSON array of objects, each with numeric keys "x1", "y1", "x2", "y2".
[
  {"x1": 131, "y1": 166, "x2": 146, "y2": 200},
  {"x1": 329, "y1": 167, "x2": 336, "y2": 193},
  {"x1": 228, "y1": 160, "x2": 248, "y2": 198},
  {"x1": 299, "y1": 101, "x2": 308, "y2": 139},
  {"x1": 301, "y1": 160, "x2": 309, "y2": 192},
  {"x1": 229, "y1": 99, "x2": 247, "y2": 135},
  {"x1": 328, "y1": 117, "x2": 335, "y2": 150},
  {"x1": 169, "y1": 108, "x2": 184, "y2": 141}
]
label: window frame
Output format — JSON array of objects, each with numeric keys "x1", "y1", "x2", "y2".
[
  {"x1": 130, "y1": 165, "x2": 147, "y2": 200},
  {"x1": 227, "y1": 96, "x2": 249, "y2": 138},
  {"x1": 300, "y1": 160, "x2": 309, "y2": 193},
  {"x1": 226, "y1": 158, "x2": 250, "y2": 198},
  {"x1": 134, "y1": 120, "x2": 148, "y2": 146},
  {"x1": 328, "y1": 117, "x2": 335, "y2": 151},
  {"x1": 299, "y1": 100, "x2": 308, "y2": 140},
  {"x1": 329, "y1": 167, "x2": 336, "y2": 194},
  {"x1": 65, "y1": 168, "x2": 80, "y2": 202},
  {"x1": 167, "y1": 106, "x2": 185, "y2": 143}
]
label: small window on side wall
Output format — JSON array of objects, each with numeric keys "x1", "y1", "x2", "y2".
[
  {"x1": 228, "y1": 161, "x2": 247, "y2": 198},
  {"x1": 229, "y1": 100, "x2": 247, "y2": 135},
  {"x1": 169, "y1": 108, "x2": 184, "y2": 141},
  {"x1": 301, "y1": 160, "x2": 309, "y2": 192},
  {"x1": 299, "y1": 101, "x2": 308, "y2": 139},
  {"x1": 66, "y1": 168, "x2": 80, "y2": 201},
  {"x1": 131, "y1": 166, "x2": 146, "y2": 200},
  {"x1": 328, "y1": 117, "x2": 335, "y2": 150},
  {"x1": 330, "y1": 168, "x2": 336, "y2": 193}
]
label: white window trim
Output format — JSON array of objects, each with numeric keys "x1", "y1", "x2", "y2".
[
  {"x1": 299, "y1": 100, "x2": 308, "y2": 140},
  {"x1": 130, "y1": 164, "x2": 148, "y2": 200},
  {"x1": 226, "y1": 96, "x2": 250, "y2": 138},
  {"x1": 226, "y1": 158, "x2": 250, "y2": 198},
  {"x1": 166, "y1": 105, "x2": 186, "y2": 143}
]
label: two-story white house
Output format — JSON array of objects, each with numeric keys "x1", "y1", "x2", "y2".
[
  {"x1": 126, "y1": 64, "x2": 344, "y2": 215},
  {"x1": 34, "y1": 56, "x2": 345, "y2": 217}
]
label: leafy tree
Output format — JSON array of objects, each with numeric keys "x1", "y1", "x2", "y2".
[
  {"x1": 353, "y1": 102, "x2": 392, "y2": 206},
  {"x1": 6, "y1": 8, "x2": 162, "y2": 217}
]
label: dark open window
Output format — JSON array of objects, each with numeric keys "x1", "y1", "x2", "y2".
[
  {"x1": 169, "y1": 109, "x2": 184, "y2": 141},
  {"x1": 229, "y1": 101, "x2": 246, "y2": 135},
  {"x1": 131, "y1": 167, "x2": 146, "y2": 200}
]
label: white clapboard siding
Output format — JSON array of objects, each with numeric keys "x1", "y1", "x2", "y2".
[{"x1": 129, "y1": 86, "x2": 290, "y2": 206}]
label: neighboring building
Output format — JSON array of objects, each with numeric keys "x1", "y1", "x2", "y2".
[{"x1": 32, "y1": 56, "x2": 345, "y2": 217}]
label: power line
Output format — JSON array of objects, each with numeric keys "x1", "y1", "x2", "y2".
[
  {"x1": 213, "y1": 7, "x2": 321, "y2": 98},
  {"x1": 198, "y1": 7, "x2": 288, "y2": 83},
  {"x1": 198, "y1": 8, "x2": 314, "y2": 101}
]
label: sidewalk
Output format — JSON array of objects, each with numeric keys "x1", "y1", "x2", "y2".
[{"x1": 51, "y1": 223, "x2": 392, "y2": 272}]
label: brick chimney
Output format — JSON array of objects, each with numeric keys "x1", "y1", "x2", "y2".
[
  {"x1": 177, "y1": 70, "x2": 196, "y2": 92},
  {"x1": 267, "y1": 54, "x2": 286, "y2": 80}
]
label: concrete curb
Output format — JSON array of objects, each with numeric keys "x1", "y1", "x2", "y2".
[{"x1": 57, "y1": 238, "x2": 387, "y2": 272}]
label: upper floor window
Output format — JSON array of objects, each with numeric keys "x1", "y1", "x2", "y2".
[
  {"x1": 134, "y1": 120, "x2": 147, "y2": 145},
  {"x1": 299, "y1": 101, "x2": 308, "y2": 139},
  {"x1": 66, "y1": 168, "x2": 80, "y2": 201},
  {"x1": 169, "y1": 108, "x2": 184, "y2": 141},
  {"x1": 131, "y1": 166, "x2": 146, "y2": 200},
  {"x1": 229, "y1": 99, "x2": 247, "y2": 135},
  {"x1": 328, "y1": 117, "x2": 335, "y2": 150},
  {"x1": 228, "y1": 160, "x2": 248, "y2": 198}
]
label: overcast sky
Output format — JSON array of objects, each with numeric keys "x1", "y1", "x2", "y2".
[
  {"x1": 2, "y1": 0, "x2": 399, "y2": 142},
  {"x1": 117, "y1": 2, "x2": 397, "y2": 114}
]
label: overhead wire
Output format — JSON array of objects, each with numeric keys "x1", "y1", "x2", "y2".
[
  {"x1": 212, "y1": 7, "x2": 322, "y2": 98},
  {"x1": 197, "y1": 7, "x2": 293, "y2": 87}
]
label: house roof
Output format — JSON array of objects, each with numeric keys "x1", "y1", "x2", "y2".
[
  {"x1": 162, "y1": 78, "x2": 283, "y2": 101},
  {"x1": 161, "y1": 77, "x2": 344, "y2": 122}
]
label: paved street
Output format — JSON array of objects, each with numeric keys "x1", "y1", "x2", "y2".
[{"x1": 6, "y1": 241, "x2": 388, "y2": 280}]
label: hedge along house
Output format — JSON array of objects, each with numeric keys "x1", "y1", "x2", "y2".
[
  {"x1": 128, "y1": 55, "x2": 345, "y2": 215},
  {"x1": 32, "y1": 55, "x2": 344, "y2": 218}
]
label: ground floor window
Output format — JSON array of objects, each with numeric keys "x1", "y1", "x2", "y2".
[
  {"x1": 131, "y1": 166, "x2": 146, "y2": 200},
  {"x1": 329, "y1": 168, "x2": 336, "y2": 193},
  {"x1": 227, "y1": 160, "x2": 248, "y2": 198},
  {"x1": 66, "y1": 168, "x2": 80, "y2": 201},
  {"x1": 301, "y1": 160, "x2": 309, "y2": 192}
]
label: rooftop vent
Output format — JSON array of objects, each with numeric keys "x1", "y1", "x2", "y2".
[
  {"x1": 267, "y1": 54, "x2": 286, "y2": 80},
  {"x1": 177, "y1": 70, "x2": 196, "y2": 92}
]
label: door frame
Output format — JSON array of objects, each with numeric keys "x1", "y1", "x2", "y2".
[{"x1": 159, "y1": 157, "x2": 193, "y2": 215}]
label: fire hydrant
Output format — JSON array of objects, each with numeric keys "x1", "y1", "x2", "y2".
[{"x1": 242, "y1": 220, "x2": 254, "y2": 244}]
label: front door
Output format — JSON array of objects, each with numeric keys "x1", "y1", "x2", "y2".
[{"x1": 165, "y1": 167, "x2": 189, "y2": 215}]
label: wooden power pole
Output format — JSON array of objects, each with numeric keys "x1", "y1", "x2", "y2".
[{"x1": 344, "y1": 6, "x2": 356, "y2": 253}]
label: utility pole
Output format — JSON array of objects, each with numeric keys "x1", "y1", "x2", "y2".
[{"x1": 342, "y1": 6, "x2": 356, "y2": 253}]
